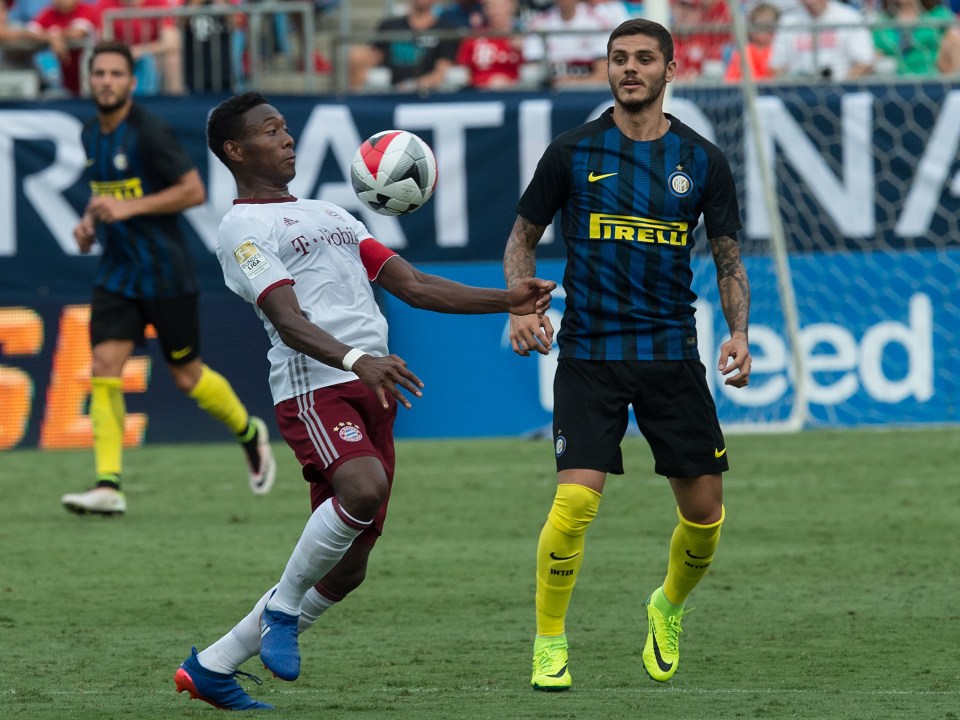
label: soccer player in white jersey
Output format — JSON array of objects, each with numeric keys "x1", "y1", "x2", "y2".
[{"x1": 173, "y1": 92, "x2": 556, "y2": 711}]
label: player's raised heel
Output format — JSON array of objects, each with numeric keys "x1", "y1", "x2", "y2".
[
  {"x1": 175, "y1": 647, "x2": 273, "y2": 711},
  {"x1": 259, "y1": 606, "x2": 301, "y2": 681},
  {"x1": 246, "y1": 417, "x2": 277, "y2": 496}
]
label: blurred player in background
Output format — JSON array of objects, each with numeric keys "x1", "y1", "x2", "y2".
[
  {"x1": 503, "y1": 19, "x2": 752, "y2": 691},
  {"x1": 62, "y1": 41, "x2": 275, "y2": 517},
  {"x1": 173, "y1": 92, "x2": 556, "y2": 710}
]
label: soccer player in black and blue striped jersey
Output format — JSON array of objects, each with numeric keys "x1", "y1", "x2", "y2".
[
  {"x1": 504, "y1": 18, "x2": 753, "y2": 690},
  {"x1": 60, "y1": 41, "x2": 276, "y2": 517}
]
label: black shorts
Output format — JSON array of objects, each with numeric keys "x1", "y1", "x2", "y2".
[
  {"x1": 553, "y1": 358, "x2": 729, "y2": 478},
  {"x1": 90, "y1": 287, "x2": 201, "y2": 366}
]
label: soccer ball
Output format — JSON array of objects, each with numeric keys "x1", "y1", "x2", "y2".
[{"x1": 351, "y1": 130, "x2": 438, "y2": 216}]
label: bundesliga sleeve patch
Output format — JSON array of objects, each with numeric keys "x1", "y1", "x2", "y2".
[{"x1": 233, "y1": 240, "x2": 271, "y2": 280}]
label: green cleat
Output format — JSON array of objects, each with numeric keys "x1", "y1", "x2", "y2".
[
  {"x1": 642, "y1": 589, "x2": 687, "y2": 682},
  {"x1": 531, "y1": 634, "x2": 572, "y2": 692}
]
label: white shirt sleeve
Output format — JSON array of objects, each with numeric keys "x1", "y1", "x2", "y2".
[{"x1": 216, "y1": 212, "x2": 294, "y2": 306}]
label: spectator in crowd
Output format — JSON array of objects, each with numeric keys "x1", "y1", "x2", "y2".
[
  {"x1": 456, "y1": 0, "x2": 524, "y2": 88},
  {"x1": 671, "y1": 0, "x2": 732, "y2": 79},
  {"x1": 724, "y1": 1, "x2": 779, "y2": 80},
  {"x1": 181, "y1": 0, "x2": 238, "y2": 93},
  {"x1": 97, "y1": 0, "x2": 185, "y2": 94},
  {"x1": 937, "y1": 9, "x2": 960, "y2": 72},
  {"x1": 587, "y1": 0, "x2": 633, "y2": 27},
  {"x1": 769, "y1": 0, "x2": 875, "y2": 80},
  {"x1": 348, "y1": 0, "x2": 459, "y2": 91},
  {"x1": 522, "y1": 0, "x2": 609, "y2": 87},
  {"x1": 873, "y1": 0, "x2": 951, "y2": 75},
  {"x1": 1, "y1": 1, "x2": 32, "y2": 66},
  {"x1": 438, "y1": 0, "x2": 487, "y2": 28},
  {"x1": 5, "y1": 0, "x2": 61, "y2": 91},
  {"x1": 26, "y1": 0, "x2": 98, "y2": 96}
]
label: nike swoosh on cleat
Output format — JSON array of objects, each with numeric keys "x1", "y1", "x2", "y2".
[
  {"x1": 714, "y1": 447, "x2": 726, "y2": 458},
  {"x1": 650, "y1": 623, "x2": 673, "y2": 673},
  {"x1": 588, "y1": 171, "x2": 617, "y2": 182},
  {"x1": 685, "y1": 550, "x2": 712, "y2": 560},
  {"x1": 549, "y1": 552, "x2": 581, "y2": 561},
  {"x1": 547, "y1": 664, "x2": 568, "y2": 678}
]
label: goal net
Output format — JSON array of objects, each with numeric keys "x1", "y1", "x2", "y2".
[{"x1": 672, "y1": 10, "x2": 960, "y2": 432}]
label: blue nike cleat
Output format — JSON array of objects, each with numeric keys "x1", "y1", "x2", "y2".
[
  {"x1": 175, "y1": 647, "x2": 274, "y2": 710},
  {"x1": 259, "y1": 606, "x2": 301, "y2": 681}
]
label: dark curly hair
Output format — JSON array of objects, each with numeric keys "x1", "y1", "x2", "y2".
[
  {"x1": 607, "y1": 19, "x2": 674, "y2": 64},
  {"x1": 88, "y1": 40, "x2": 135, "y2": 74},
  {"x1": 206, "y1": 92, "x2": 270, "y2": 167}
]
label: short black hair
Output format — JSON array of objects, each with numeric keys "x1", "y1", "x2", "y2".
[
  {"x1": 88, "y1": 40, "x2": 135, "y2": 74},
  {"x1": 607, "y1": 19, "x2": 674, "y2": 64},
  {"x1": 206, "y1": 92, "x2": 270, "y2": 167}
]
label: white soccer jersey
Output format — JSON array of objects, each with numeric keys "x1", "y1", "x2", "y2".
[
  {"x1": 216, "y1": 196, "x2": 395, "y2": 404},
  {"x1": 523, "y1": 3, "x2": 609, "y2": 77},
  {"x1": 769, "y1": 2, "x2": 874, "y2": 81}
]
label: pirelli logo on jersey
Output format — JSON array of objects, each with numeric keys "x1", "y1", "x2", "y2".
[
  {"x1": 233, "y1": 240, "x2": 271, "y2": 280},
  {"x1": 589, "y1": 213, "x2": 690, "y2": 247},
  {"x1": 89, "y1": 178, "x2": 144, "y2": 200}
]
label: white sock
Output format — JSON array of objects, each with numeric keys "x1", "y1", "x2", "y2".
[
  {"x1": 196, "y1": 585, "x2": 340, "y2": 674},
  {"x1": 267, "y1": 498, "x2": 367, "y2": 615}
]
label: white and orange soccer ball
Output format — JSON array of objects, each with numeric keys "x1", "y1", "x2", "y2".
[{"x1": 350, "y1": 130, "x2": 438, "y2": 216}]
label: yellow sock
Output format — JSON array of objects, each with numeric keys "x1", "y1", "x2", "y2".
[
  {"x1": 535, "y1": 483, "x2": 602, "y2": 636},
  {"x1": 91, "y1": 377, "x2": 124, "y2": 479},
  {"x1": 188, "y1": 365, "x2": 249, "y2": 436},
  {"x1": 662, "y1": 505, "x2": 725, "y2": 606}
]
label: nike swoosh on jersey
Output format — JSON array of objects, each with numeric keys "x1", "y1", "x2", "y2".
[
  {"x1": 714, "y1": 447, "x2": 727, "y2": 458},
  {"x1": 170, "y1": 346, "x2": 193, "y2": 360},
  {"x1": 587, "y1": 171, "x2": 618, "y2": 183}
]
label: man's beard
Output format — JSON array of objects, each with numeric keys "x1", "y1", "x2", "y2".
[
  {"x1": 95, "y1": 93, "x2": 128, "y2": 113},
  {"x1": 613, "y1": 73, "x2": 666, "y2": 113}
]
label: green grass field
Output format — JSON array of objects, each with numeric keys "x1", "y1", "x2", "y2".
[{"x1": 2, "y1": 429, "x2": 958, "y2": 720}]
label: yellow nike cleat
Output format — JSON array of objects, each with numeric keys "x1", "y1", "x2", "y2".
[
  {"x1": 531, "y1": 634, "x2": 572, "y2": 692},
  {"x1": 642, "y1": 590, "x2": 687, "y2": 682}
]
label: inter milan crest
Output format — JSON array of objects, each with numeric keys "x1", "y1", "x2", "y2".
[
  {"x1": 555, "y1": 435, "x2": 566, "y2": 457},
  {"x1": 113, "y1": 153, "x2": 128, "y2": 171},
  {"x1": 668, "y1": 164, "x2": 692, "y2": 198}
]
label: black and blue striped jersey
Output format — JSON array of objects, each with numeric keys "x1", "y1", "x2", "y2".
[
  {"x1": 517, "y1": 108, "x2": 742, "y2": 361},
  {"x1": 81, "y1": 104, "x2": 199, "y2": 299}
]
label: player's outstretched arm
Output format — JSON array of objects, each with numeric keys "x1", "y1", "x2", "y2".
[
  {"x1": 504, "y1": 216, "x2": 554, "y2": 356},
  {"x1": 259, "y1": 284, "x2": 423, "y2": 409},
  {"x1": 710, "y1": 234, "x2": 752, "y2": 387},
  {"x1": 377, "y1": 255, "x2": 555, "y2": 316}
]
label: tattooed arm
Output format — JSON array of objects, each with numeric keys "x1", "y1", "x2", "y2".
[
  {"x1": 710, "y1": 234, "x2": 752, "y2": 387},
  {"x1": 504, "y1": 216, "x2": 554, "y2": 356}
]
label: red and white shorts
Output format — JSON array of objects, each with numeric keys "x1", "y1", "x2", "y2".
[{"x1": 275, "y1": 380, "x2": 398, "y2": 545}]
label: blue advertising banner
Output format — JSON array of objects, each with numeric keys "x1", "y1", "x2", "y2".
[
  {"x1": 1, "y1": 85, "x2": 958, "y2": 448},
  {"x1": 386, "y1": 248, "x2": 959, "y2": 438}
]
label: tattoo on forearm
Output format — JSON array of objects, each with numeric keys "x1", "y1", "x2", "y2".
[
  {"x1": 503, "y1": 217, "x2": 545, "y2": 289},
  {"x1": 711, "y1": 235, "x2": 750, "y2": 335}
]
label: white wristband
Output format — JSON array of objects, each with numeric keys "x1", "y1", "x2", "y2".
[{"x1": 341, "y1": 348, "x2": 368, "y2": 372}]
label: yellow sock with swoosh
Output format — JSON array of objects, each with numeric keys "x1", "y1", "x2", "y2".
[
  {"x1": 188, "y1": 365, "x2": 249, "y2": 435},
  {"x1": 535, "y1": 484, "x2": 602, "y2": 636},
  {"x1": 662, "y1": 505, "x2": 725, "y2": 606}
]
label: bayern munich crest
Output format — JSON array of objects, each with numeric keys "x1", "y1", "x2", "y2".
[
  {"x1": 335, "y1": 422, "x2": 363, "y2": 442},
  {"x1": 668, "y1": 168, "x2": 693, "y2": 197}
]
